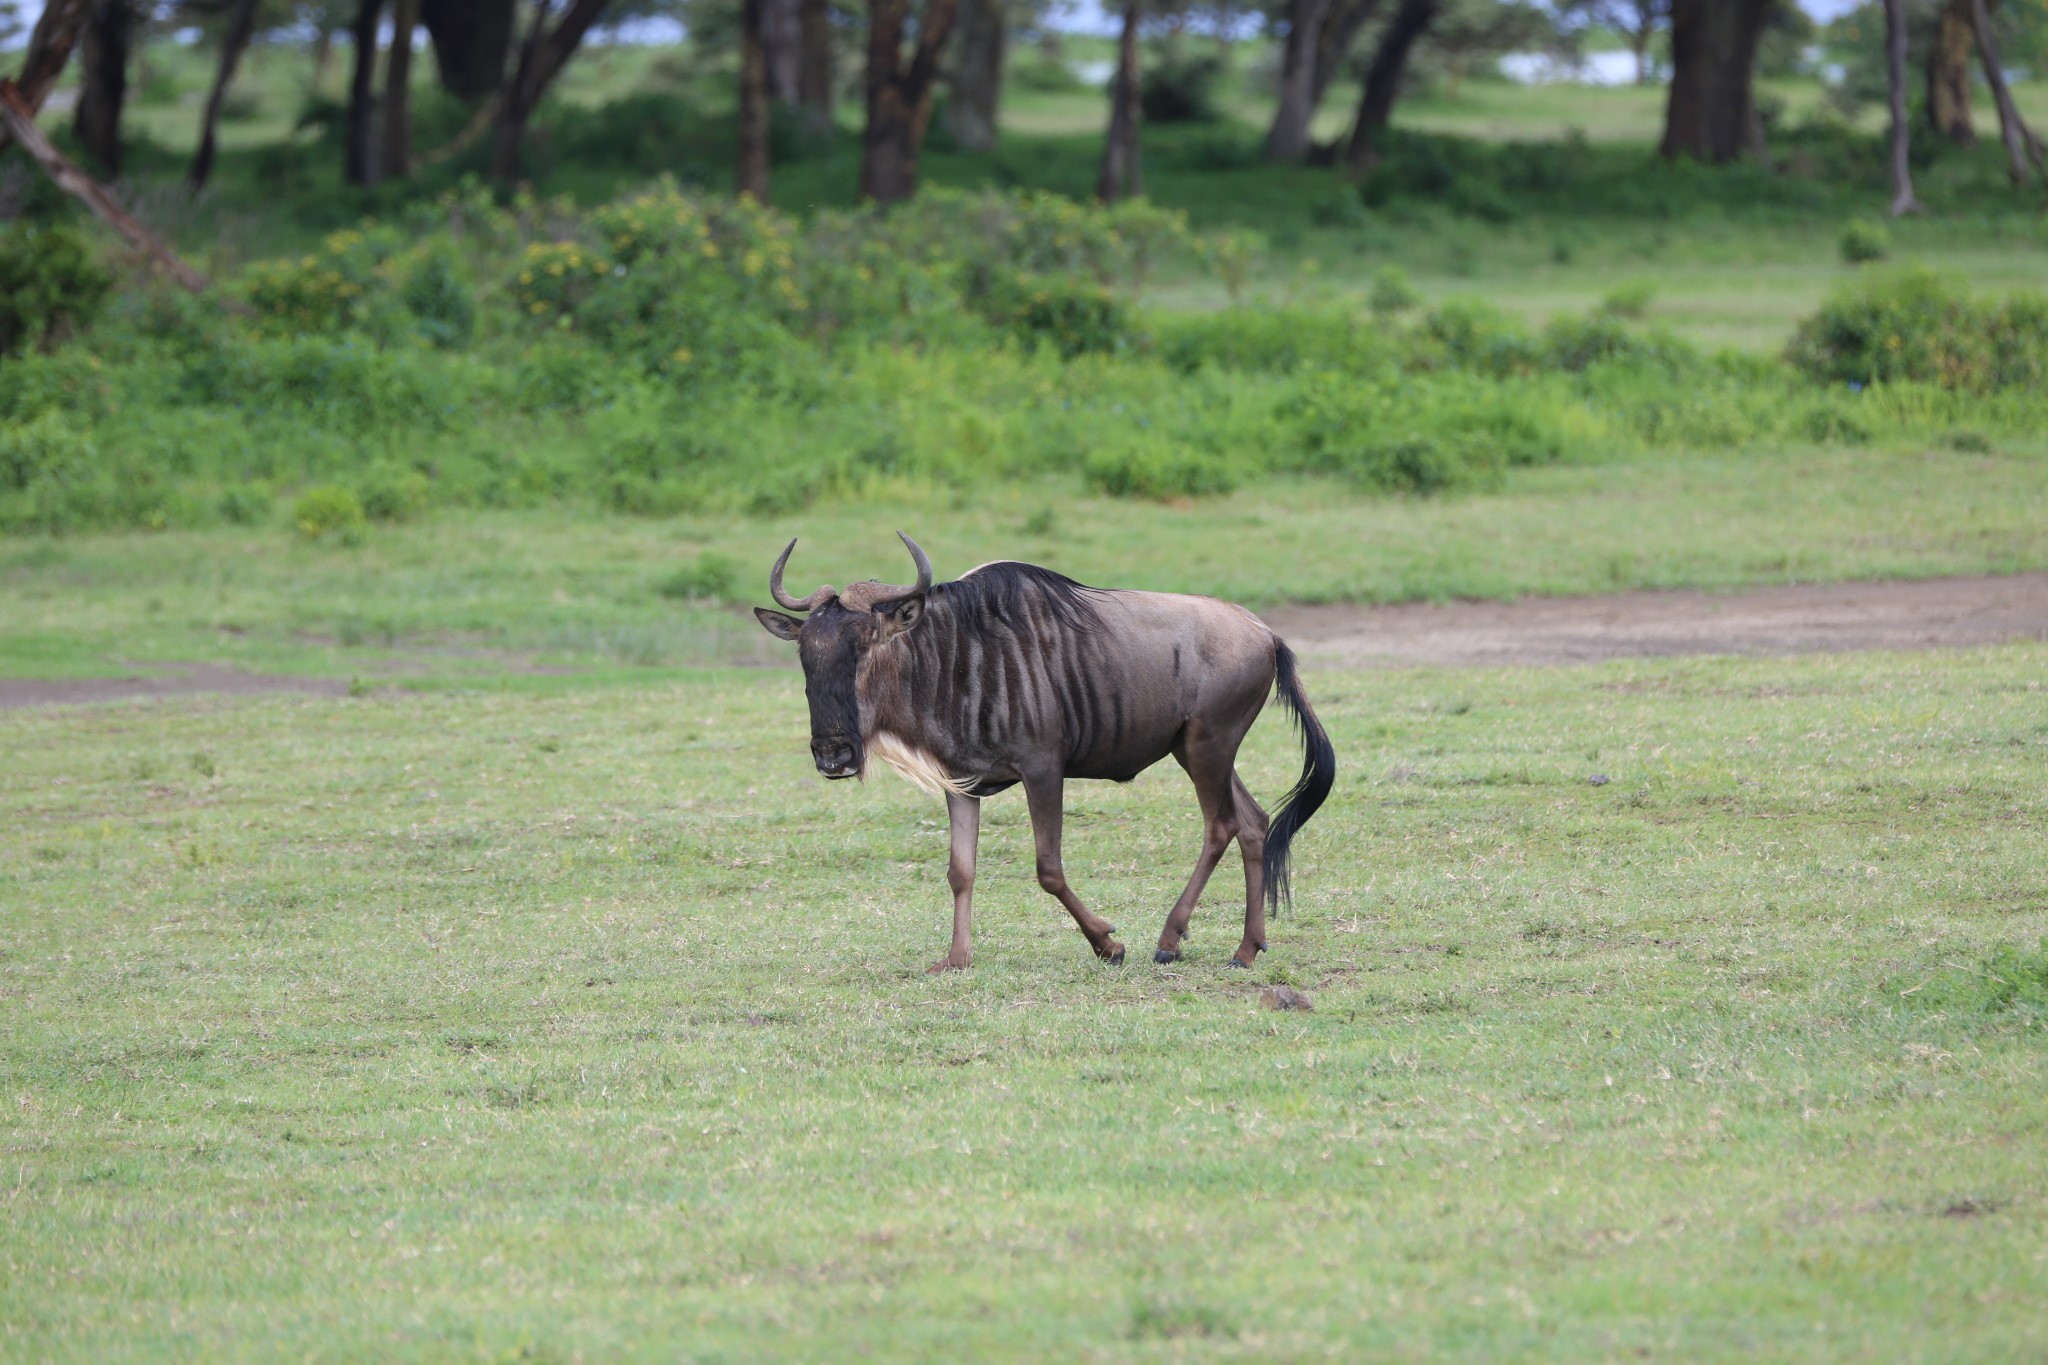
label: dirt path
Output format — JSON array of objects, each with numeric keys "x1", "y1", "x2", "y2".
[
  {"x1": 0, "y1": 663, "x2": 350, "y2": 710},
  {"x1": 1262, "y1": 572, "x2": 2048, "y2": 668},
  {"x1": 6, "y1": 575, "x2": 2045, "y2": 707}
]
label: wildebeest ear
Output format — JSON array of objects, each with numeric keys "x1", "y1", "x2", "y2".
[
  {"x1": 754, "y1": 608, "x2": 803, "y2": 641},
  {"x1": 873, "y1": 594, "x2": 925, "y2": 641}
]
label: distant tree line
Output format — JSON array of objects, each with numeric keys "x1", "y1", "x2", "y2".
[{"x1": 9, "y1": 0, "x2": 2044, "y2": 215}]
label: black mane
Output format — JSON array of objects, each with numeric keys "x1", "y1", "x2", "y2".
[{"x1": 929, "y1": 561, "x2": 1103, "y2": 633}]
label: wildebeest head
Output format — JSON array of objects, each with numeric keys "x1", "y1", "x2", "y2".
[{"x1": 753, "y1": 532, "x2": 932, "y2": 779}]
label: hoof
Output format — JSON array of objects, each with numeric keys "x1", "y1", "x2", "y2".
[
  {"x1": 1154, "y1": 948, "x2": 1180, "y2": 964},
  {"x1": 1104, "y1": 944, "x2": 1126, "y2": 966},
  {"x1": 927, "y1": 956, "x2": 970, "y2": 974},
  {"x1": 1226, "y1": 957, "x2": 1253, "y2": 970}
]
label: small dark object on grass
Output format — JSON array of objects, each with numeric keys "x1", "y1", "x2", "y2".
[
  {"x1": 1589, "y1": 773, "x2": 1611, "y2": 786},
  {"x1": 1261, "y1": 985, "x2": 1313, "y2": 1011}
]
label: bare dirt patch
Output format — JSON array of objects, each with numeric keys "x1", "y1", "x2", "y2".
[
  {"x1": 1262, "y1": 573, "x2": 2048, "y2": 669},
  {"x1": 0, "y1": 664, "x2": 350, "y2": 710}
]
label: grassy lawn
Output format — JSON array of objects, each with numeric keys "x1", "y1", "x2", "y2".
[
  {"x1": 4, "y1": 437, "x2": 2046, "y2": 683},
  {"x1": 3, "y1": 645, "x2": 2044, "y2": 1360}
]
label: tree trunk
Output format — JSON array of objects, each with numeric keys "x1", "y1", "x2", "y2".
[
  {"x1": 799, "y1": 0, "x2": 835, "y2": 135},
  {"x1": 739, "y1": 0, "x2": 772, "y2": 197},
  {"x1": 1658, "y1": 0, "x2": 1772, "y2": 164},
  {"x1": 1310, "y1": 0, "x2": 1383, "y2": 111},
  {"x1": 1968, "y1": 0, "x2": 2045, "y2": 186},
  {"x1": 420, "y1": 0, "x2": 517, "y2": 101},
  {"x1": 764, "y1": 0, "x2": 802, "y2": 104},
  {"x1": 1924, "y1": 0, "x2": 1975, "y2": 144},
  {"x1": 1096, "y1": 0, "x2": 1142, "y2": 201},
  {"x1": 188, "y1": 0, "x2": 261, "y2": 191},
  {"x1": 345, "y1": 0, "x2": 384, "y2": 186},
  {"x1": 383, "y1": 0, "x2": 419, "y2": 179},
  {"x1": 859, "y1": 0, "x2": 961, "y2": 204},
  {"x1": 1883, "y1": 0, "x2": 1920, "y2": 215},
  {"x1": 1342, "y1": 0, "x2": 1436, "y2": 173},
  {"x1": 73, "y1": 0, "x2": 133, "y2": 176},
  {"x1": 0, "y1": 0, "x2": 93, "y2": 160},
  {"x1": 1266, "y1": 0, "x2": 1333, "y2": 163},
  {"x1": 945, "y1": 0, "x2": 1004, "y2": 154},
  {"x1": 489, "y1": 0, "x2": 614, "y2": 184}
]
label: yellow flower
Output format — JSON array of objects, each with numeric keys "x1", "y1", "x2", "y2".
[
  {"x1": 519, "y1": 271, "x2": 534, "y2": 285},
  {"x1": 672, "y1": 348, "x2": 693, "y2": 365},
  {"x1": 530, "y1": 302, "x2": 549, "y2": 314}
]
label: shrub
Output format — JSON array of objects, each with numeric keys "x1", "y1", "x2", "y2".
[
  {"x1": 1085, "y1": 435, "x2": 1236, "y2": 499},
  {"x1": 1787, "y1": 268, "x2": 2048, "y2": 392},
  {"x1": 357, "y1": 461, "x2": 432, "y2": 522},
  {"x1": 975, "y1": 269, "x2": 1130, "y2": 358},
  {"x1": 1140, "y1": 48, "x2": 1224, "y2": 124},
  {"x1": 1599, "y1": 281, "x2": 1655, "y2": 319},
  {"x1": 292, "y1": 485, "x2": 367, "y2": 541},
  {"x1": 655, "y1": 552, "x2": 740, "y2": 602},
  {"x1": 1839, "y1": 217, "x2": 1891, "y2": 265},
  {"x1": 0, "y1": 222, "x2": 115, "y2": 355},
  {"x1": 397, "y1": 244, "x2": 476, "y2": 349},
  {"x1": 1369, "y1": 265, "x2": 1421, "y2": 318},
  {"x1": 217, "y1": 481, "x2": 274, "y2": 526}
]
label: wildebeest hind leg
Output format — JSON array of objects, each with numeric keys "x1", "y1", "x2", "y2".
[
  {"x1": 1156, "y1": 739, "x2": 1241, "y2": 963},
  {"x1": 1022, "y1": 768, "x2": 1125, "y2": 965},
  {"x1": 1228, "y1": 773, "x2": 1271, "y2": 968}
]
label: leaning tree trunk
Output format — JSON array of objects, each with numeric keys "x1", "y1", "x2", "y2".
[
  {"x1": 1925, "y1": 0, "x2": 1976, "y2": 144},
  {"x1": 1658, "y1": 0, "x2": 1772, "y2": 164},
  {"x1": 421, "y1": 0, "x2": 517, "y2": 101},
  {"x1": 1968, "y1": 0, "x2": 2045, "y2": 186},
  {"x1": 1266, "y1": 0, "x2": 1333, "y2": 163},
  {"x1": 489, "y1": 0, "x2": 613, "y2": 184},
  {"x1": 0, "y1": 0, "x2": 93, "y2": 161},
  {"x1": 382, "y1": 0, "x2": 419, "y2": 179},
  {"x1": 1096, "y1": 0, "x2": 1142, "y2": 201},
  {"x1": 345, "y1": 0, "x2": 384, "y2": 186},
  {"x1": 188, "y1": 0, "x2": 261, "y2": 190},
  {"x1": 1342, "y1": 0, "x2": 1436, "y2": 173},
  {"x1": 945, "y1": 0, "x2": 1005, "y2": 154},
  {"x1": 73, "y1": 0, "x2": 133, "y2": 176},
  {"x1": 739, "y1": 0, "x2": 772, "y2": 197},
  {"x1": 1883, "y1": 0, "x2": 1920, "y2": 215},
  {"x1": 859, "y1": 0, "x2": 961, "y2": 204},
  {"x1": 764, "y1": 0, "x2": 802, "y2": 104},
  {"x1": 798, "y1": 0, "x2": 835, "y2": 135}
]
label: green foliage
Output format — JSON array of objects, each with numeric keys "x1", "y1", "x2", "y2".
[
  {"x1": 1599, "y1": 280, "x2": 1655, "y2": 319},
  {"x1": 974, "y1": 269, "x2": 1130, "y2": 358},
  {"x1": 291, "y1": 484, "x2": 368, "y2": 541},
  {"x1": 0, "y1": 222, "x2": 114, "y2": 355},
  {"x1": 655, "y1": 552, "x2": 741, "y2": 603},
  {"x1": 1140, "y1": 47, "x2": 1225, "y2": 124},
  {"x1": 1369, "y1": 265, "x2": 1423, "y2": 318},
  {"x1": 1787, "y1": 269, "x2": 2048, "y2": 392},
  {"x1": 1838, "y1": 217, "x2": 1891, "y2": 265},
  {"x1": 1084, "y1": 434, "x2": 1238, "y2": 499}
]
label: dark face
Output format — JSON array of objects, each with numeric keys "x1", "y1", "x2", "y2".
[{"x1": 756, "y1": 597, "x2": 922, "y2": 778}]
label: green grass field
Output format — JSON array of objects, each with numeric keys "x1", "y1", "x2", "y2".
[
  {"x1": 5, "y1": 435, "x2": 2047, "y2": 682},
  {"x1": 4, "y1": 644, "x2": 2045, "y2": 1360}
]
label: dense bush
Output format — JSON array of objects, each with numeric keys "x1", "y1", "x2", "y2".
[
  {"x1": 1787, "y1": 269, "x2": 2048, "y2": 391},
  {"x1": 0, "y1": 222, "x2": 115, "y2": 355},
  {"x1": 8, "y1": 183, "x2": 2048, "y2": 534}
]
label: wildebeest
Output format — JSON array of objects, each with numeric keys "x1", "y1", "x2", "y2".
[{"x1": 754, "y1": 533, "x2": 1335, "y2": 971}]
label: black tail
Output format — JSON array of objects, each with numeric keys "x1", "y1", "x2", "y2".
[{"x1": 1262, "y1": 640, "x2": 1336, "y2": 914}]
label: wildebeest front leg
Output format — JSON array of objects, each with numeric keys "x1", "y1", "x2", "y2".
[
  {"x1": 930, "y1": 792, "x2": 979, "y2": 973},
  {"x1": 1022, "y1": 769, "x2": 1125, "y2": 965}
]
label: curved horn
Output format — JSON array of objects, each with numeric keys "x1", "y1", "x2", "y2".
[
  {"x1": 897, "y1": 531, "x2": 933, "y2": 595},
  {"x1": 768, "y1": 538, "x2": 834, "y2": 612},
  {"x1": 863, "y1": 531, "x2": 934, "y2": 607}
]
